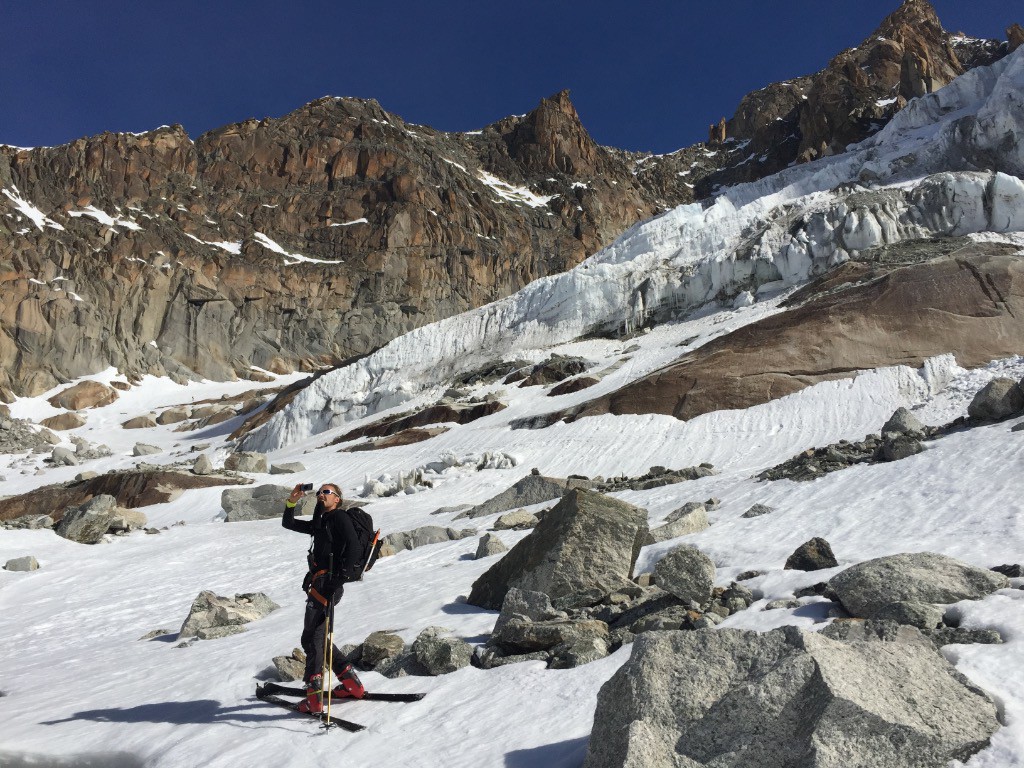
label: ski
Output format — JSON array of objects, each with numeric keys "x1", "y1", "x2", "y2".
[
  {"x1": 254, "y1": 689, "x2": 365, "y2": 732},
  {"x1": 257, "y1": 681, "x2": 426, "y2": 703}
]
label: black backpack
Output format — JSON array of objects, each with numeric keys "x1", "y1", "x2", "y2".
[{"x1": 339, "y1": 507, "x2": 383, "y2": 583}]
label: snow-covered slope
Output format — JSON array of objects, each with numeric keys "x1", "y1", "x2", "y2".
[{"x1": 244, "y1": 48, "x2": 1024, "y2": 453}]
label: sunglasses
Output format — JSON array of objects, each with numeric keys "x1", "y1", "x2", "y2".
[{"x1": 316, "y1": 489, "x2": 338, "y2": 497}]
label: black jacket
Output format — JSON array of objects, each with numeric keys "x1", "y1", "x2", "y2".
[{"x1": 282, "y1": 501, "x2": 360, "y2": 595}]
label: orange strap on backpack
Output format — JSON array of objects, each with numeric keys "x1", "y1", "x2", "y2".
[{"x1": 307, "y1": 568, "x2": 329, "y2": 606}]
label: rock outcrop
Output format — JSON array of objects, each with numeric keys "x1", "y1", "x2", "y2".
[
  {"x1": 0, "y1": 91, "x2": 682, "y2": 397},
  {"x1": 544, "y1": 241, "x2": 1024, "y2": 425},
  {"x1": 178, "y1": 591, "x2": 279, "y2": 640}
]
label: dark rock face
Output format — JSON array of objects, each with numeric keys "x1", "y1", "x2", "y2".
[
  {"x1": 466, "y1": 488, "x2": 648, "y2": 610},
  {"x1": 700, "y1": 0, "x2": 1008, "y2": 193},
  {"x1": 584, "y1": 626, "x2": 1000, "y2": 768},
  {"x1": 0, "y1": 92, "x2": 682, "y2": 396},
  {"x1": 0, "y1": 469, "x2": 242, "y2": 523}
]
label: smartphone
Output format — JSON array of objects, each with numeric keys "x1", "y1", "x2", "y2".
[{"x1": 300, "y1": 483, "x2": 314, "y2": 492}]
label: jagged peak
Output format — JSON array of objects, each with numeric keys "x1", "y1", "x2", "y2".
[{"x1": 873, "y1": 0, "x2": 946, "y2": 43}]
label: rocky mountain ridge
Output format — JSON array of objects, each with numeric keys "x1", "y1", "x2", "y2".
[{"x1": 0, "y1": 1, "x2": 1017, "y2": 398}]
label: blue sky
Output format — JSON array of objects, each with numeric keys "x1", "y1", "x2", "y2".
[{"x1": 1, "y1": 1, "x2": 1015, "y2": 153}]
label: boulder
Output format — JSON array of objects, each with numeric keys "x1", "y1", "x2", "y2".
[
  {"x1": 412, "y1": 627, "x2": 474, "y2": 675},
  {"x1": 50, "y1": 446, "x2": 80, "y2": 466},
  {"x1": 878, "y1": 435, "x2": 924, "y2": 461},
  {"x1": 108, "y1": 508, "x2": 148, "y2": 533},
  {"x1": 55, "y1": 494, "x2": 120, "y2": 544},
  {"x1": 584, "y1": 626, "x2": 999, "y2": 768},
  {"x1": 39, "y1": 412, "x2": 86, "y2": 431},
  {"x1": 132, "y1": 443, "x2": 162, "y2": 456},
  {"x1": 222, "y1": 484, "x2": 314, "y2": 522},
  {"x1": 968, "y1": 378, "x2": 1024, "y2": 421},
  {"x1": 493, "y1": 510, "x2": 540, "y2": 530},
  {"x1": 4, "y1": 555, "x2": 40, "y2": 571},
  {"x1": 361, "y1": 631, "x2": 406, "y2": 669},
  {"x1": 270, "y1": 462, "x2": 306, "y2": 474},
  {"x1": 47, "y1": 381, "x2": 118, "y2": 410},
  {"x1": 653, "y1": 546, "x2": 716, "y2": 606},
  {"x1": 156, "y1": 406, "x2": 191, "y2": 425},
  {"x1": 224, "y1": 451, "x2": 269, "y2": 473},
  {"x1": 272, "y1": 648, "x2": 306, "y2": 681},
  {"x1": 741, "y1": 503, "x2": 773, "y2": 518},
  {"x1": 122, "y1": 415, "x2": 158, "y2": 429},
  {"x1": 492, "y1": 617, "x2": 609, "y2": 655},
  {"x1": 475, "y1": 533, "x2": 508, "y2": 559},
  {"x1": 493, "y1": 588, "x2": 569, "y2": 635},
  {"x1": 467, "y1": 489, "x2": 648, "y2": 610},
  {"x1": 829, "y1": 552, "x2": 1010, "y2": 620},
  {"x1": 192, "y1": 454, "x2": 213, "y2": 475},
  {"x1": 1, "y1": 514, "x2": 54, "y2": 530},
  {"x1": 784, "y1": 537, "x2": 839, "y2": 571},
  {"x1": 881, "y1": 407, "x2": 925, "y2": 437},
  {"x1": 178, "y1": 591, "x2": 279, "y2": 639},
  {"x1": 645, "y1": 502, "x2": 708, "y2": 544},
  {"x1": 381, "y1": 525, "x2": 476, "y2": 555}
]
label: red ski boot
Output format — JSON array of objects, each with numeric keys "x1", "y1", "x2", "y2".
[
  {"x1": 332, "y1": 664, "x2": 365, "y2": 699},
  {"x1": 298, "y1": 674, "x2": 323, "y2": 714}
]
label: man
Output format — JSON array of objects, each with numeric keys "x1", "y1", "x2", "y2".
[{"x1": 283, "y1": 482, "x2": 365, "y2": 713}]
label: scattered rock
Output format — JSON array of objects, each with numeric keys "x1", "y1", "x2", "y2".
[
  {"x1": 156, "y1": 406, "x2": 191, "y2": 425},
  {"x1": 380, "y1": 525, "x2": 476, "y2": 555},
  {"x1": 122, "y1": 415, "x2": 158, "y2": 429},
  {"x1": 360, "y1": 631, "x2": 406, "y2": 669},
  {"x1": 645, "y1": 502, "x2": 708, "y2": 544},
  {"x1": 138, "y1": 629, "x2": 175, "y2": 641},
  {"x1": 178, "y1": 591, "x2": 279, "y2": 639},
  {"x1": 133, "y1": 443, "x2": 162, "y2": 456},
  {"x1": 882, "y1": 407, "x2": 926, "y2": 437},
  {"x1": 992, "y1": 563, "x2": 1024, "y2": 578},
  {"x1": 412, "y1": 627, "x2": 474, "y2": 675},
  {"x1": 50, "y1": 446, "x2": 80, "y2": 466},
  {"x1": 493, "y1": 510, "x2": 540, "y2": 531},
  {"x1": 456, "y1": 474, "x2": 583, "y2": 519},
  {"x1": 783, "y1": 537, "x2": 838, "y2": 571},
  {"x1": 222, "y1": 484, "x2": 315, "y2": 522},
  {"x1": 493, "y1": 589, "x2": 569, "y2": 635},
  {"x1": 4, "y1": 556, "x2": 39, "y2": 571},
  {"x1": 467, "y1": 489, "x2": 649, "y2": 611},
  {"x1": 653, "y1": 546, "x2": 716, "y2": 606},
  {"x1": 47, "y1": 381, "x2": 119, "y2": 410},
  {"x1": 829, "y1": 552, "x2": 1010, "y2": 620},
  {"x1": 475, "y1": 533, "x2": 508, "y2": 559},
  {"x1": 968, "y1": 378, "x2": 1024, "y2": 422},
  {"x1": 270, "y1": 462, "x2": 306, "y2": 474},
  {"x1": 272, "y1": 648, "x2": 307, "y2": 681},
  {"x1": 55, "y1": 495, "x2": 122, "y2": 544},
  {"x1": 224, "y1": 451, "x2": 269, "y2": 473},
  {"x1": 584, "y1": 626, "x2": 1000, "y2": 768},
  {"x1": 40, "y1": 412, "x2": 86, "y2": 431},
  {"x1": 192, "y1": 454, "x2": 213, "y2": 475},
  {"x1": 0, "y1": 514, "x2": 54, "y2": 530},
  {"x1": 740, "y1": 503, "x2": 773, "y2": 518}
]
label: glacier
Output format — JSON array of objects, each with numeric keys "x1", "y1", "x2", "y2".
[{"x1": 243, "y1": 48, "x2": 1024, "y2": 453}]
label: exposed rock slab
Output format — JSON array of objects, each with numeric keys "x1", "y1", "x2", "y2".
[{"x1": 556, "y1": 247, "x2": 1024, "y2": 425}]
